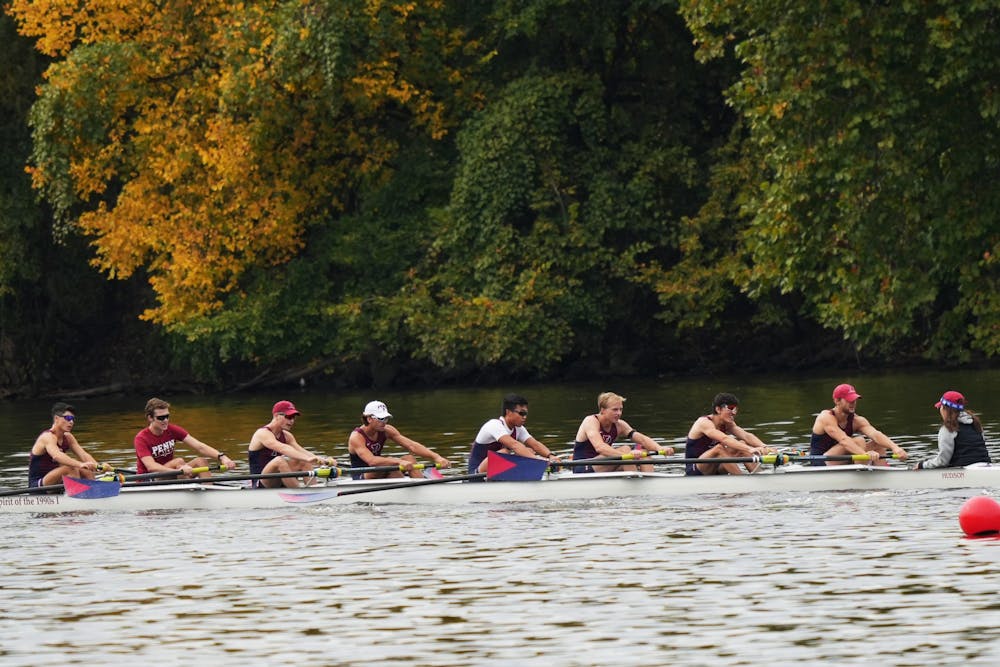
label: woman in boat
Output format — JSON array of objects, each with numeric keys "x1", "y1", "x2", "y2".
[
  {"x1": 28, "y1": 402, "x2": 100, "y2": 487},
  {"x1": 572, "y1": 392, "x2": 672, "y2": 473},
  {"x1": 915, "y1": 391, "x2": 992, "y2": 469},
  {"x1": 685, "y1": 393, "x2": 771, "y2": 476},
  {"x1": 348, "y1": 400, "x2": 451, "y2": 480}
]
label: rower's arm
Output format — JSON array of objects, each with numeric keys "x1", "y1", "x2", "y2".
[
  {"x1": 45, "y1": 435, "x2": 91, "y2": 470},
  {"x1": 704, "y1": 425, "x2": 756, "y2": 455},
  {"x1": 497, "y1": 433, "x2": 540, "y2": 458},
  {"x1": 280, "y1": 433, "x2": 327, "y2": 464},
  {"x1": 584, "y1": 425, "x2": 624, "y2": 457},
  {"x1": 66, "y1": 436, "x2": 97, "y2": 465},
  {"x1": 389, "y1": 427, "x2": 448, "y2": 464},
  {"x1": 347, "y1": 432, "x2": 403, "y2": 467},
  {"x1": 139, "y1": 454, "x2": 173, "y2": 473},
  {"x1": 818, "y1": 415, "x2": 867, "y2": 455},
  {"x1": 857, "y1": 419, "x2": 908, "y2": 459},
  {"x1": 919, "y1": 426, "x2": 955, "y2": 469},
  {"x1": 182, "y1": 434, "x2": 223, "y2": 460},
  {"x1": 732, "y1": 425, "x2": 767, "y2": 451},
  {"x1": 620, "y1": 419, "x2": 672, "y2": 454}
]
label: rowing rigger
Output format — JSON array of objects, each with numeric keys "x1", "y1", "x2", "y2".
[{"x1": 0, "y1": 459, "x2": 996, "y2": 515}]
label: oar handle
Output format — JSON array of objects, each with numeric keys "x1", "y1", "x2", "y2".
[
  {"x1": 119, "y1": 466, "x2": 338, "y2": 488},
  {"x1": 788, "y1": 453, "x2": 902, "y2": 462},
  {"x1": 337, "y1": 462, "x2": 445, "y2": 475}
]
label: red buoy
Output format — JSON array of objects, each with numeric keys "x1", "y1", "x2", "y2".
[{"x1": 958, "y1": 495, "x2": 1000, "y2": 537}]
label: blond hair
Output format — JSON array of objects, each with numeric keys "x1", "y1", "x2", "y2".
[{"x1": 597, "y1": 392, "x2": 626, "y2": 410}]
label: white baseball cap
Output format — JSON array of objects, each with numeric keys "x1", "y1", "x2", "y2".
[{"x1": 364, "y1": 400, "x2": 392, "y2": 419}]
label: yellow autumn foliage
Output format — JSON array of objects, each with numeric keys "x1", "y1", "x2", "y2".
[{"x1": 10, "y1": 0, "x2": 464, "y2": 326}]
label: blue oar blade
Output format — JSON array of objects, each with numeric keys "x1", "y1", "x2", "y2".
[
  {"x1": 486, "y1": 451, "x2": 547, "y2": 481},
  {"x1": 63, "y1": 476, "x2": 122, "y2": 499}
]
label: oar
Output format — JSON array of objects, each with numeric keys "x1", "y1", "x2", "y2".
[
  {"x1": 336, "y1": 473, "x2": 486, "y2": 496},
  {"x1": 552, "y1": 455, "x2": 770, "y2": 468},
  {"x1": 552, "y1": 453, "x2": 903, "y2": 468},
  {"x1": 0, "y1": 465, "x2": 220, "y2": 497},
  {"x1": 115, "y1": 465, "x2": 222, "y2": 483},
  {"x1": 0, "y1": 482, "x2": 72, "y2": 497},
  {"x1": 117, "y1": 467, "x2": 339, "y2": 488},
  {"x1": 338, "y1": 462, "x2": 447, "y2": 476},
  {"x1": 789, "y1": 453, "x2": 904, "y2": 463}
]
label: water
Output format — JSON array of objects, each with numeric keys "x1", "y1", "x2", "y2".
[{"x1": 2, "y1": 369, "x2": 1000, "y2": 665}]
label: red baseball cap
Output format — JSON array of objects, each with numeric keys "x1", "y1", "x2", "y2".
[
  {"x1": 832, "y1": 383, "x2": 861, "y2": 401},
  {"x1": 272, "y1": 400, "x2": 301, "y2": 417},
  {"x1": 935, "y1": 391, "x2": 965, "y2": 410}
]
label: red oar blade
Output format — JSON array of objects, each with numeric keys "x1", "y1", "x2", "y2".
[
  {"x1": 486, "y1": 451, "x2": 547, "y2": 481},
  {"x1": 63, "y1": 477, "x2": 122, "y2": 499}
]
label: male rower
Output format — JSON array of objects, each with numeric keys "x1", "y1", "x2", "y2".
[
  {"x1": 572, "y1": 392, "x2": 673, "y2": 473},
  {"x1": 348, "y1": 400, "x2": 451, "y2": 480},
  {"x1": 468, "y1": 393, "x2": 558, "y2": 474},
  {"x1": 248, "y1": 400, "x2": 336, "y2": 488},
  {"x1": 810, "y1": 383, "x2": 908, "y2": 466},
  {"x1": 685, "y1": 393, "x2": 771, "y2": 476},
  {"x1": 28, "y1": 402, "x2": 100, "y2": 487},
  {"x1": 134, "y1": 397, "x2": 236, "y2": 478}
]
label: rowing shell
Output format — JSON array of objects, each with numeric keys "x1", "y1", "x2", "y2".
[{"x1": 1, "y1": 464, "x2": 996, "y2": 515}]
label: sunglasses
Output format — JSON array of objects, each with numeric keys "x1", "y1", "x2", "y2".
[
  {"x1": 514, "y1": 410, "x2": 529, "y2": 417},
  {"x1": 723, "y1": 404, "x2": 739, "y2": 412},
  {"x1": 280, "y1": 413, "x2": 299, "y2": 419},
  {"x1": 60, "y1": 414, "x2": 76, "y2": 422},
  {"x1": 153, "y1": 414, "x2": 170, "y2": 422}
]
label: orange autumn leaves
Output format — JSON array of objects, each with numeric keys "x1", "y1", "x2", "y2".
[{"x1": 10, "y1": 0, "x2": 460, "y2": 326}]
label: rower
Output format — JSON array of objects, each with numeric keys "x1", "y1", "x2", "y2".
[
  {"x1": 685, "y1": 393, "x2": 771, "y2": 476},
  {"x1": 467, "y1": 393, "x2": 557, "y2": 476},
  {"x1": 347, "y1": 400, "x2": 451, "y2": 480},
  {"x1": 134, "y1": 397, "x2": 236, "y2": 478},
  {"x1": 809, "y1": 383, "x2": 908, "y2": 466},
  {"x1": 28, "y1": 402, "x2": 100, "y2": 488},
  {"x1": 572, "y1": 392, "x2": 673, "y2": 473},
  {"x1": 248, "y1": 400, "x2": 335, "y2": 488}
]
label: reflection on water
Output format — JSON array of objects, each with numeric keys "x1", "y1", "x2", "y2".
[
  {"x1": 2, "y1": 492, "x2": 1000, "y2": 665},
  {"x1": 3, "y1": 369, "x2": 1000, "y2": 665}
]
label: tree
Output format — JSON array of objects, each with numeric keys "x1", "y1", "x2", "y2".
[
  {"x1": 676, "y1": 0, "x2": 1000, "y2": 359},
  {"x1": 394, "y1": 0, "x2": 733, "y2": 376},
  {"x1": 10, "y1": 0, "x2": 469, "y2": 332}
]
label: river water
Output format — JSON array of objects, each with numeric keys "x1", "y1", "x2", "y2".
[{"x1": 1, "y1": 369, "x2": 999, "y2": 665}]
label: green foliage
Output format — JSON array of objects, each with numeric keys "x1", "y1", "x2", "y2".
[
  {"x1": 0, "y1": 14, "x2": 44, "y2": 293},
  {"x1": 678, "y1": 0, "x2": 1000, "y2": 357},
  {"x1": 9, "y1": 0, "x2": 1000, "y2": 395},
  {"x1": 402, "y1": 60, "x2": 712, "y2": 374}
]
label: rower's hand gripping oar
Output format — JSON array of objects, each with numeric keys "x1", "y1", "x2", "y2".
[{"x1": 335, "y1": 461, "x2": 448, "y2": 476}]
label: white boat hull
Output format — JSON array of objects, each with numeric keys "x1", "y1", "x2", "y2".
[{"x1": 1, "y1": 464, "x2": 997, "y2": 515}]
